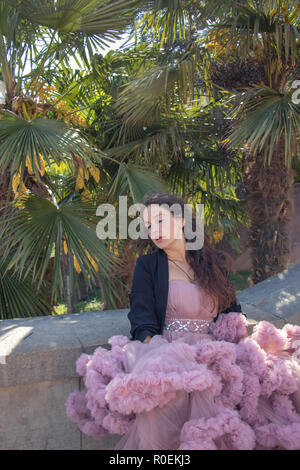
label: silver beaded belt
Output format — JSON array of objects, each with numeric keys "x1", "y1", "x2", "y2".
[{"x1": 163, "y1": 317, "x2": 212, "y2": 333}]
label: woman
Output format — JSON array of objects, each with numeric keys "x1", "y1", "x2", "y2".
[{"x1": 66, "y1": 192, "x2": 300, "y2": 450}]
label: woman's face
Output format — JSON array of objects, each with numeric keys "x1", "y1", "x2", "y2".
[{"x1": 142, "y1": 204, "x2": 184, "y2": 248}]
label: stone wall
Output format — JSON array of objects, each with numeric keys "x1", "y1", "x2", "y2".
[
  {"x1": 0, "y1": 261, "x2": 299, "y2": 449},
  {"x1": 0, "y1": 309, "x2": 130, "y2": 450}
]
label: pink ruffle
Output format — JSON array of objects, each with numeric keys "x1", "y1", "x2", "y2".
[
  {"x1": 255, "y1": 421, "x2": 300, "y2": 450},
  {"x1": 271, "y1": 392, "x2": 300, "y2": 423},
  {"x1": 179, "y1": 408, "x2": 256, "y2": 450},
  {"x1": 66, "y1": 335, "x2": 135, "y2": 439},
  {"x1": 105, "y1": 336, "x2": 223, "y2": 415},
  {"x1": 195, "y1": 339, "x2": 244, "y2": 408},
  {"x1": 65, "y1": 316, "x2": 300, "y2": 449},
  {"x1": 209, "y1": 312, "x2": 248, "y2": 343},
  {"x1": 65, "y1": 390, "x2": 108, "y2": 439},
  {"x1": 235, "y1": 336, "x2": 299, "y2": 426}
]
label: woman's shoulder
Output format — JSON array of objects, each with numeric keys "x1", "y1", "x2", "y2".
[
  {"x1": 133, "y1": 250, "x2": 165, "y2": 278},
  {"x1": 136, "y1": 249, "x2": 163, "y2": 267}
]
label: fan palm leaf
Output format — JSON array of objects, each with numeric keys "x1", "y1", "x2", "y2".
[
  {"x1": 6, "y1": 0, "x2": 139, "y2": 38},
  {"x1": 0, "y1": 252, "x2": 53, "y2": 319},
  {"x1": 0, "y1": 110, "x2": 104, "y2": 199},
  {"x1": 0, "y1": 193, "x2": 122, "y2": 305},
  {"x1": 225, "y1": 85, "x2": 300, "y2": 166},
  {"x1": 114, "y1": 44, "x2": 208, "y2": 125},
  {"x1": 107, "y1": 162, "x2": 168, "y2": 203}
]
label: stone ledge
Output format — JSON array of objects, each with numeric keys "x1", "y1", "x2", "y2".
[
  {"x1": 1, "y1": 260, "x2": 300, "y2": 388},
  {"x1": 0, "y1": 261, "x2": 299, "y2": 450},
  {"x1": 236, "y1": 261, "x2": 300, "y2": 327},
  {"x1": 0, "y1": 309, "x2": 131, "y2": 387}
]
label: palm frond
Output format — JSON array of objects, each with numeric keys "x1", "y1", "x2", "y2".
[
  {"x1": 225, "y1": 85, "x2": 300, "y2": 166},
  {"x1": 114, "y1": 43, "x2": 208, "y2": 125},
  {"x1": 6, "y1": 0, "x2": 139, "y2": 40},
  {"x1": 0, "y1": 110, "x2": 104, "y2": 198},
  {"x1": 0, "y1": 193, "x2": 122, "y2": 304},
  {"x1": 107, "y1": 162, "x2": 168, "y2": 203},
  {"x1": 0, "y1": 252, "x2": 53, "y2": 319},
  {"x1": 135, "y1": 0, "x2": 192, "y2": 47},
  {"x1": 212, "y1": 1, "x2": 300, "y2": 65}
]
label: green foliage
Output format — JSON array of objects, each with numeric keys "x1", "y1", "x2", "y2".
[
  {"x1": 230, "y1": 270, "x2": 252, "y2": 291},
  {"x1": 0, "y1": 252, "x2": 53, "y2": 319},
  {"x1": 0, "y1": 193, "x2": 121, "y2": 303},
  {"x1": 1, "y1": 0, "x2": 298, "y2": 318}
]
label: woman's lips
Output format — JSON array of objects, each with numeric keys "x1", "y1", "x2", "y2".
[{"x1": 155, "y1": 236, "x2": 163, "y2": 243}]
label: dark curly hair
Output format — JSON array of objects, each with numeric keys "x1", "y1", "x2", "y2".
[{"x1": 128, "y1": 191, "x2": 237, "y2": 314}]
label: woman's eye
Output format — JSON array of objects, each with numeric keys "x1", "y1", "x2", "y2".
[{"x1": 147, "y1": 219, "x2": 163, "y2": 230}]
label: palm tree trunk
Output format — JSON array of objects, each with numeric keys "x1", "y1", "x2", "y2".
[
  {"x1": 0, "y1": 166, "x2": 14, "y2": 205},
  {"x1": 66, "y1": 272, "x2": 74, "y2": 314},
  {"x1": 242, "y1": 136, "x2": 296, "y2": 284},
  {"x1": 61, "y1": 238, "x2": 75, "y2": 314}
]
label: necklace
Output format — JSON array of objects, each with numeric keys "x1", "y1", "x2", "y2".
[{"x1": 168, "y1": 258, "x2": 197, "y2": 284}]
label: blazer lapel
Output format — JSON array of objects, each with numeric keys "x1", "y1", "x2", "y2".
[{"x1": 157, "y1": 249, "x2": 169, "y2": 332}]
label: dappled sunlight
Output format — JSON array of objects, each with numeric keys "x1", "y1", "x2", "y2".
[
  {"x1": 0, "y1": 326, "x2": 34, "y2": 362},
  {"x1": 0, "y1": 324, "x2": 17, "y2": 333},
  {"x1": 275, "y1": 290, "x2": 300, "y2": 308}
]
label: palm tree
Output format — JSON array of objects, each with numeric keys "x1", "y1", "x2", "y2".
[
  {"x1": 208, "y1": 1, "x2": 300, "y2": 282},
  {"x1": 110, "y1": 0, "x2": 300, "y2": 283},
  {"x1": 0, "y1": 0, "x2": 170, "y2": 318},
  {"x1": 57, "y1": 43, "x2": 247, "y2": 249}
]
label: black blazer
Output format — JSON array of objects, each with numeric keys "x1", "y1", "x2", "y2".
[{"x1": 127, "y1": 248, "x2": 246, "y2": 342}]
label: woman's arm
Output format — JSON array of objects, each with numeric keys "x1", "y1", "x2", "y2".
[
  {"x1": 222, "y1": 298, "x2": 243, "y2": 314},
  {"x1": 127, "y1": 256, "x2": 160, "y2": 342},
  {"x1": 143, "y1": 335, "x2": 152, "y2": 344}
]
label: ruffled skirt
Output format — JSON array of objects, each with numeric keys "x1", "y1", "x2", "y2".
[{"x1": 66, "y1": 313, "x2": 300, "y2": 450}]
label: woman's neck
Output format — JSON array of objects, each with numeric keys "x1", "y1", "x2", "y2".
[{"x1": 163, "y1": 239, "x2": 187, "y2": 262}]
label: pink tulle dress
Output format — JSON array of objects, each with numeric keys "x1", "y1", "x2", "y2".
[{"x1": 66, "y1": 280, "x2": 300, "y2": 450}]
